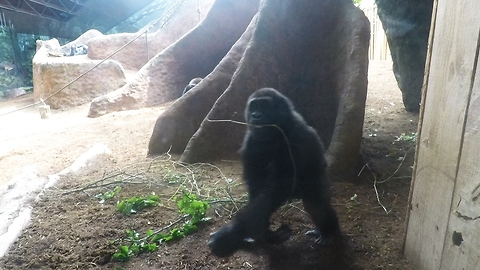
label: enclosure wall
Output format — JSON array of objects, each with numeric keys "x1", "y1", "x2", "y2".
[{"x1": 405, "y1": 0, "x2": 480, "y2": 269}]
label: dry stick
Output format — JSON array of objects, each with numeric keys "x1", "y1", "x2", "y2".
[
  {"x1": 223, "y1": 185, "x2": 240, "y2": 213},
  {"x1": 168, "y1": 167, "x2": 194, "y2": 201},
  {"x1": 57, "y1": 147, "x2": 244, "y2": 217},
  {"x1": 377, "y1": 147, "x2": 413, "y2": 184},
  {"x1": 208, "y1": 198, "x2": 247, "y2": 205},
  {"x1": 362, "y1": 162, "x2": 389, "y2": 214},
  {"x1": 281, "y1": 201, "x2": 306, "y2": 217},
  {"x1": 195, "y1": 163, "x2": 229, "y2": 183},
  {"x1": 61, "y1": 171, "x2": 124, "y2": 195},
  {"x1": 373, "y1": 173, "x2": 390, "y2": 214},
  {"x1": 172, "y1": 161, "x2": 201, "y2": 196},
  {"x1": 61, "y1": 158, "x2": 161, "y2": 195},
  {"x1": 358, "y1": 147, "x2": 414, "y2": 215}
]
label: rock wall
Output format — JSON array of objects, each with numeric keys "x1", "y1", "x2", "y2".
[
  {"x1": 33, "y1": 37, "x2": 126, "y2": 110},
  {"x1": 376, "y1": 0, "x2": 434, "y2": 112},
  {"x1": 87, "y1": 0, "x2": 215, "y2": 70}
]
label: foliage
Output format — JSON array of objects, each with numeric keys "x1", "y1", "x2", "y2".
[
  {"x1": 95, "y1": 186, "x2": 122, "y2": 203},
  {"x1": 112, "y1": 230, "x2": 159, "y2": 262},
  {"x1": 116, "y1": 194, "x2": 160, "y2": 215},
  {"x1": 0, "y1": 28, "x2": 44, "y2": 90},
  {"x1": 112, "y1": 191, "x2": 210, "y2": 262},
  {"x1": 0, "y1": 27, "x2": 14, "y2": 63},
  {"x1": 395, "y1": 132, "x2": 417, "y2": 142},
  {"x1": 176, "y1": 191, "x2": 210, "y2": 226},
  {"x1": 17, "y1": 33, "x2": 40, "y2": 86}
]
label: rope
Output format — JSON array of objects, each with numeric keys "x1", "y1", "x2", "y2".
[{"x1": 197, "y1": 0, "x2": 201, "y2": 22}]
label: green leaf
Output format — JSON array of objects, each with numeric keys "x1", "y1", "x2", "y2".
[
  {"x1": 95, "y1": 186, "x2": 122, "y2": 203},
  {"x1": 113, "y1": 186, "x2": 122, "y2": 194},
  {"x1": 183, "y1": 224, "x2": 198, "y2": 235},
  {"x1": 118, "y1": 245, "x2": 130, "y2": 255},
  {"x1": 151, "y1": 233, "x2": 164, "y2": 243},
  {"x1": 116, "y1": 195, "x2": 159, "y2": 215},
  {"x1": 113, "y1": 252, "x2": 130, "y2": 262},
  {"x1": 129, "y1": 243, "x2": 139, "y2": 255},
  {"x1": 144, "y1": 243, "x2": 158, "y2": 252},
  {"x1": 103, "y1": 190, "x2": 115, "y2": 199}
]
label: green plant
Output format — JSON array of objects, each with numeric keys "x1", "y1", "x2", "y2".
[
  {"x1": 95, "y1": 186, "x2": 122, "y2": 203},
  {"x1": 111, "y1": 191, "x2": 210, "y2": 262},
  {"x1": 176, "y1": 191, "x2": 210, "y2": 226},
  {"x1": 116, "y1": 194, "x2": 160, "y2": 215},
  {"x1": 112, "y1": 230, "x2": 159, "y2": 262},
  {"x1": 396, "y1": 132, "x2": 417, "y2": 142}
]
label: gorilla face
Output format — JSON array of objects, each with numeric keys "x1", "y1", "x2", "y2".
[
  {"x1": 246, "y1": 96, "x2": 274, "y2": 125},
  {"x1": 245, "y1": 88, "x2": 294, "y2": 130}
]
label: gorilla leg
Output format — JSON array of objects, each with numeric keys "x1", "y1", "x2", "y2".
[
  {"x1": 302, "y1": 188, "x2": 340, "y2": 244},
  {"x1": 208, "y1": 188, "x2": 290, "y2": 257}
]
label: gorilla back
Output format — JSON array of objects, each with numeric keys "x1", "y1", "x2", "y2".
[{"x1": 208, "y1": 88, "x2": 340, "y2": 257}]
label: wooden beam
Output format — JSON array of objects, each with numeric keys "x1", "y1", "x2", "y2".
[
  {"x1": 440, "y1": 30, "x2": 480, "y2": 270},
  {"x1": 405, "y1": 0, "x2": 480, "y2": 269}
]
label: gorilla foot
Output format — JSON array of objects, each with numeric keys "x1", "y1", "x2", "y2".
[
  {"x1": 305, "y1": 229, "x2": 339, "y2": 245},
  {"x1": 266, "y1": 224, "x2": 292, "y2": 245}
]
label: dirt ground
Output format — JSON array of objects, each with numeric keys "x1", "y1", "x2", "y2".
[{"x1": 0, "y1": 60, "x2": 418, "y2": 269}]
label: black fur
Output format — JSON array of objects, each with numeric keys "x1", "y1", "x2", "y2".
[
  {"x1": 208, "y1": 88, "x2": 340, "y2": 257},
  {"x1": 182, "y1": 77, "x2": 202, "y2": 95}
]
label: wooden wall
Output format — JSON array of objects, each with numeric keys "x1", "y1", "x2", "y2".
[{"x1": 404, "y1": 0, "x2": 480, "y2": 269}]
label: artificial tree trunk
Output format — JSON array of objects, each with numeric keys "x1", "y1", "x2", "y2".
[
  {"x1": 148, "y1": 0, "x2": 370, "y2": 182},
  {"x1": 375, "y1": 0, "x2": 434, "y2": 113},
  {"x1": 88, "y1": 0, "x2": 258, "y2": 117}
]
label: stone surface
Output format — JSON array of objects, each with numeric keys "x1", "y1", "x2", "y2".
[
  {"x1": 376, "y1": 0, "x2": 434, "y2": 112},
  {"x1": 88, "y1": 0, "x2": 254, "y2": 118},
  {"x1": 60, "y1": 29, "x2": 103, "y2": 56},
  {"x1": 87, "y1": 0, "x2": 215, "y2": 71},
  {"x1": 33, "y1": 34, "x2": 127, "y2": 110},
  {"x1": 4, "y1": 88, "x2": 27, "y2": 99}
]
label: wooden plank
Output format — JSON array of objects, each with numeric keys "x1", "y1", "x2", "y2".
[
  {"x1": 404, "y1": 0, "x2": 480, "y2": 269},
  {"x1": 441, "y1": 33, "x2": 480, "y2": 270}
]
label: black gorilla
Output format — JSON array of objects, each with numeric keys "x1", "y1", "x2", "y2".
[
  {"x1": 208, "y1": 88, "x2": 340, "y2": 257},
  {"x1": 182, "y1": 77, "x2": 203, "y2": 95}
]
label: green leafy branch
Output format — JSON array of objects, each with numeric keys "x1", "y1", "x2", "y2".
[
  {"x1": 95, "y1": 186, "x2": 122, "y2": 203},
  {"x1": 395, "y1": 132, "x2": 417, "y2": 142},
  {"x1": 116, "y1": 194, "x2": 160, "y2": 215},
  {"x1": 112, "y1": 191, "x2": 210, "y2": 262}
]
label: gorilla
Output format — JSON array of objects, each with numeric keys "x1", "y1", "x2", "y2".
[
  {"x1": 208, "y1": 88, "x2": 340, "y2": 257},
  {"x1": 182, "y1": 77, "x2": 203, "y2": 95}
]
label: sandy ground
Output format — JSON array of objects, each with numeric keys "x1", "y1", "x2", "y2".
[{"x1": 0, "y1": 100, "x2": 164, "y2": 185}]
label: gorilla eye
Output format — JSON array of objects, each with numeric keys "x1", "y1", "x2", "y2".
[{"x1": 251, "y1": 111, "x2": 263, "y2": 119}]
